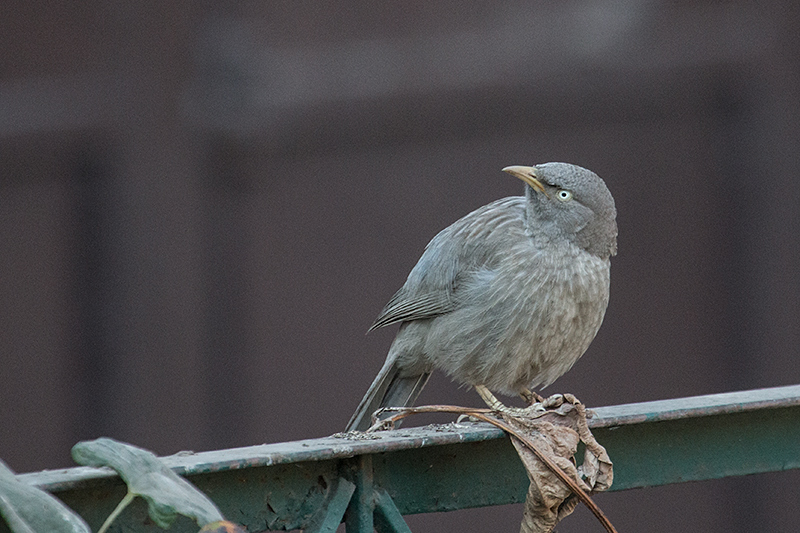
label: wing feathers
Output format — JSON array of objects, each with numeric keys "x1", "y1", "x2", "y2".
[
  {"x1": 369, "y1": 196, "x2": 527, "y2": 331},
  {"x1": 369, "y1": 290, "x2": 454, "y2": 330}
]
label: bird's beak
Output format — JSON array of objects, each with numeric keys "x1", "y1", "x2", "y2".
[{"x1": 502, "y1": 165, "x2": 547, "y2": 195}]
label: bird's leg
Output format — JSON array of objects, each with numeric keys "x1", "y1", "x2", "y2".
[
  {"x1": 475, "y1": 384, "x2": 507, "y2": 411},
  {"x1": 520, "y1": 388, "x2": 545, "y2": 405},
  {"x1": 475, "y1": 385, "x2": 545, "y2": 417}
]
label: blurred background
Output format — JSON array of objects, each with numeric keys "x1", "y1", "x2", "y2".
[{"x1": 2, "y1": 1, "x2": 800, "y2": 531}]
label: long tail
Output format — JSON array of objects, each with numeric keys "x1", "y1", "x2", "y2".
[{"x1": 345, "y1": 356, "x2": 430, "y2": 431}]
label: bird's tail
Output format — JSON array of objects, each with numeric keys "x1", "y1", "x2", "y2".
[{"x1": 345, "y1": 356, "x2": 430, "y2": 432}]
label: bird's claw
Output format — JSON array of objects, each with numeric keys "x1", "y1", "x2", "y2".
[{"x1": 520, "y1": 387, "x2": 545, "y2": 405}]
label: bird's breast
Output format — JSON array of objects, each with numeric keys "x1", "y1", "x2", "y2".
[
  {"x1": 497, "y1": 244, "x2": 610, "y2": 392},
  {"x1": 425, "y1": 241, "x2": 611, "y2": 395}
]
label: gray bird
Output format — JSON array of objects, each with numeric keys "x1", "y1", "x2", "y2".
[{"x1": 346, "y1": 162, "x2": 617, "y2": 431}]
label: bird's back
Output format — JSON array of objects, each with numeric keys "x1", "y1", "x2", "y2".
[{"x1": 371, "y1": 196, "x2": 529, "y2": 329}]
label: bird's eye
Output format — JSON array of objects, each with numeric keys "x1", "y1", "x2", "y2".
[{"x1": 557, "y1": 189, "x2": 573, "y2": 202}]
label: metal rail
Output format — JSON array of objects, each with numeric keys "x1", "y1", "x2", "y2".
[{"x1": 8, "y1": 385, "x2": 800, "y2": 532}]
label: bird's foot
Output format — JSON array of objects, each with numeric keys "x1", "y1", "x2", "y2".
[
  {"x1": 475, "y1": 385, "x2": 546, "y2": 417},
  {"x1": 519, "y1": 387, "x2": 545, "y2": 406}
]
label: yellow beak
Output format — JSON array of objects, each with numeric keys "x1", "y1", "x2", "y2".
[{"x1": 502, "y1": 165, "x2": 546, "y2": 195}]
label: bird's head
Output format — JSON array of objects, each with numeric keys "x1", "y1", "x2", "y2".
[{"x1": 502, "y1": 162, "x2": 618, "y2": 259}]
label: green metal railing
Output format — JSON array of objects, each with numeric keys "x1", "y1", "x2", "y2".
[{"x1": 8, "y1": 385, "x2": 800, "y2": 532}]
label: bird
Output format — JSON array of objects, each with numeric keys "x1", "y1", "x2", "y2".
[{"x1": 346, "y1": 162, "x2": 617, "y2": 432}]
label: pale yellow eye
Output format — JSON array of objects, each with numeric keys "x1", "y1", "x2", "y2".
[{"x1": 557, "y1": 189, "x2": 573, "y2": 202}]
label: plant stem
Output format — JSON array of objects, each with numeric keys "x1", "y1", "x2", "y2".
[{"x1": 97, "y1": 492, "x2": 136, "y2": 533}]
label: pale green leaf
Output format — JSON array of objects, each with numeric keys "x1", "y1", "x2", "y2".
[
  {"x1": 72, "y1": 438, "x2": 223, "y2": 529},
  {"x1": 0, "y1": 459, "x2": 90, "y2": 533}
]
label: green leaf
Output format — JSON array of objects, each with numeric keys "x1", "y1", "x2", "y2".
[
  {"x1": 0, "y1": 459, "x2": 90, "y2": 533},
  {"x1": 71, "y1": 438, "x2": 224, "y2": 529}
]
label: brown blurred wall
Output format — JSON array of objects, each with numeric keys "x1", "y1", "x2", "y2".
[{"x1": 2, "y1": 2, "x2": 800, "y2": 531}]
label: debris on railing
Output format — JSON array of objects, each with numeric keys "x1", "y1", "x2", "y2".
[{"x1": 368, "y1": 393, "x2": 616, "y2": 533}]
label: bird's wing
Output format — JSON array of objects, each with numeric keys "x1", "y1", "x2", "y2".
[
  {"x1": 369, "y1": 196, "x2": 526, "y2": 330},
  {"x1": 369, "y1": 287, "x2": 455, "y2": 330}
]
